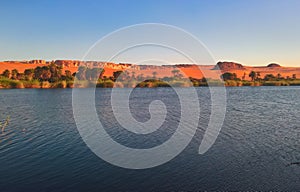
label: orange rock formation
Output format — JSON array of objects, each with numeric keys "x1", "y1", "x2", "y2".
[{"x1": 0, "y1": 60, "x2": 299, "y2": 80}]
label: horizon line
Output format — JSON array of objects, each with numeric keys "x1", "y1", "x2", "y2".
[{"x1": 0, "y1": 59, "x2": 297, "y2": 67}]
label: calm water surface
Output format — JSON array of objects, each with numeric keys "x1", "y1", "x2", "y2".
[{"x1": 0, "y1": 87, "x2": 300, "y2": 191}]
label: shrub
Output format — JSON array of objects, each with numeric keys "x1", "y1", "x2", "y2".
[
  {"x1": 40, "y1": 81, "x2": 51, "y2": 88},
  {"x1": 225, "y1": 80, "x2": 238, "y2": 86},
  {"x1": 251, "y1": 81, "x2": 261, "y2": 86},
  {"x1": 206, "y1": 79, "x2": 224, "y2": 86},
  {"x1": 0, "y1": 78, "x2": 24, "y2": 88},
  {"x1": 242, "y1": 81, "x2": 252, "y2": 86},
  {"x1": 169, "y1": 81, "x2": 190, "y2": 87},
  {"x1": 0, "y1": 78, "x2": 14, "y2": 88},
  {"x1": 154, "y1": 81, "x2": 171, "y2": 87},
  {"x1": 22, "y1": 80, "x2": 40, "y2": 88},
  {"x1": 288, "y1": 80, "x2": 300, "y2": 86},
  {"x1": 54, "y1": 81, "x2": 67, "y2": 88},
  {"x1": 66, "y1": 81, "x2": 74, "y2": 88},
  {"x1": 74, "y1": 80, "x2": 90, "y2": 88},
  {"x1": 262, "y1": 81, "x2": 289, "y2": 86},
  {"x1": 97, "y1": 80, "x2": 114, "y2": 88},
  {"x1": 136, "y1": 81, "x2": 148, "y2": 88}
]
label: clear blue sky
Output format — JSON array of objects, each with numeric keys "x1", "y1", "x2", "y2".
[{"x1": 1, "y1": 0, "x2": 299, "y2": 66}]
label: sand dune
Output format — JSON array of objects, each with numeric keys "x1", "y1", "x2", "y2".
[{"x1": 0, "y1": 61, "x2": 299, "y2": 80}]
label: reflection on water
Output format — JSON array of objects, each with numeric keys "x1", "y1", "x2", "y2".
[{"x1": 0, "y1": 87, "x2": 300, "y2": 191}]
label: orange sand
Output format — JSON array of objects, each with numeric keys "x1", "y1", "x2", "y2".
[{"x1": 1, "y1": 61, "x2": 300, "y2": 80}]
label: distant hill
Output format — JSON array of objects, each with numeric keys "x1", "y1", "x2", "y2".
[
  {"x1": 0, "y1": 60, "x2": 299, "y2": 81},
  {"x1": 213, "y1": 62, "x2": 245, "y2": 70},
  {"x1": 267, "y1": 63, "x2": 281, "y2": 68}
]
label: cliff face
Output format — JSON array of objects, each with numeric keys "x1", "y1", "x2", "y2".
[
  {"x1": 53, "y1": 60, "x2": 140, "y2": 70},
  {"x1": 213, "y1": 62, "x2": 245, "y2": 70},
  {"x1": 54, "y1": 60, "x2": 82, "y2": 67},
  {"x1": 28, "y1": 60, "x2": 47, "y2": 64},
  {"x1": 4, "y1": 60, "x2": 48, "y2": 64}
]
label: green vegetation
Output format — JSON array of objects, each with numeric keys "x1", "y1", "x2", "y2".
[
  {"x1": 249, "y1": 71, "x2": 257, "y2": 81},
  {"x1": 0, "y1": 78, "x2": 24, "y2": 88},
  {"x1": 220, "y1": 72, "x2": 300, "y2": 87},
  {"x1": 0, "y1": 64, "x2": 105, "y2": 88},
  {"x1": 221, "y1": 72, "x2": 240, "y2": 81},
  {"x1": 0, "y1": 65, "x2": 300, "y2": 88}
]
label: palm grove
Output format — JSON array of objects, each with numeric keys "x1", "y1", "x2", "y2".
[{"x1": 1, "y1": 64, "x2": 300, "y2": 88}]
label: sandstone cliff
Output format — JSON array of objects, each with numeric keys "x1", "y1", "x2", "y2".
[{"x1": 213, "y1": 61, "x2": 245, "y2": 70}]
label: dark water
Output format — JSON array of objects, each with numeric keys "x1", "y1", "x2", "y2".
[{"x1": 0, "y1": 87, "x2": 300, "y2": 191}]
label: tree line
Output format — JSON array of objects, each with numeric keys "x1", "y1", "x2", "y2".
[
  {"x1": 221, "y1": 71, "x2": 297, "y2": 81},
  {"x1": 1, "y1": 64, "x2": 73, "y2": 82},
  {"x1": 1, "y1": 64, "x2": 300, "y2": 88},
  {"x1": 221, "y1": 71, "x2": 300, "y2": 86},
  {"x1": 0, "y1": 64, "x2": 108, "y2": 82}
]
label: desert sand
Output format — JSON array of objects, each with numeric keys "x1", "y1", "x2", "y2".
[{"x1": 0, "y1": 61, "x2": 299, "y2": 80}]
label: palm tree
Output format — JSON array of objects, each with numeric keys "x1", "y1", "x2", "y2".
[
  {"x1": 49, "y1": 63, "x2": 62, "y2": 82},
  {"x1": 64, "y1": 70, "x2": 73, "y2": 81},
  {"x1": 171, "y1": 69, "x2": 180, "y2": 77},
  {"x1": 24, "y1": 69, "x2": 34, "y2": 80},
  {"x1": 242, "y1": 72, "x2": 246, "y2": 80},
  {"x1": 41, "y1": 67, "x2": 51, "y2": 81},
  {"x1": 249, "y1": 71, "x2": 257, "y2": 81},
  {"x1": 11, "y1": 69, "x2": 19, "y2": 80},
  {"x1": 113, "y1": 71, "x2": 123, "y2": 81},
  {"x1": 277, "y1": 73, "x2": 282, "y2": 79},
  {"x1": 2, "y1": 69, "x2": 10, "y2": 78},
  {"x1": 152, "y1": 71, "x2": 157, "y2": 79}
]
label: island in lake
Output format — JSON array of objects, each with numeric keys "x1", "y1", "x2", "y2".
[{"x1": 0, "y1": 60, "x2": 300, "y2": 88}]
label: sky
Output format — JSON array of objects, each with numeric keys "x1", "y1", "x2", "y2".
[{"x1": 0, "y1": 0, "x2": 300, "y2": 66}]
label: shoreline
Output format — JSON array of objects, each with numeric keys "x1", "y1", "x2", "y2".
[
  {"x1": 0, "y1": 80, "x2": 300, "y2": 89},
  {"x1": 1, "y1": 62, "x2": 300, "y2": 89}
]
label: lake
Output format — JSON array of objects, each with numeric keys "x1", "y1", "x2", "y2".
[{"x1": 0, "y1": 87, "x2": 300, "y2": 191}]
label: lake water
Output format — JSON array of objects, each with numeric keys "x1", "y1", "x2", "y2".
[{"x1": 0, "y1": 87, "x2": 300, "y2": 191}]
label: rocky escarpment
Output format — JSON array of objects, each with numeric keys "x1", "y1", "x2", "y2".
[
  {"x1": 53, "y1": 60, "x2": 140, "y2": 70},
  {"x1": 212, "y1": 61, "x2": 245, "y2": 70},
  {"x1": 267, "y1": 63, "x2": 281, "y2": 68}
]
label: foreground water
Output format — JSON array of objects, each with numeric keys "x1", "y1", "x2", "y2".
[{"x1": 0, "y1": 87, "x2": 300, "y2": 191}]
